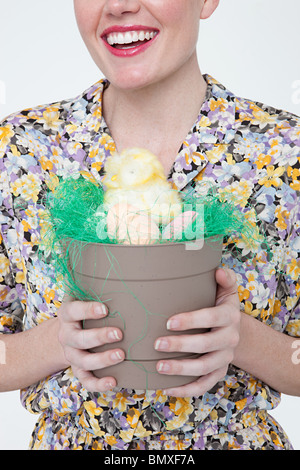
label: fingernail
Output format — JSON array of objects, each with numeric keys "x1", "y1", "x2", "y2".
[
  {"x1": 105, "y1": 381, "x2": 115, "y2": 390},
  {"x1": 111, "y1": 351, "x2": 123, "y2": 362},
  {"x1": 225, "y1": 268, "x2": 236, "y2": 282},
  {"x1": 167, "y1": 318, "x2": 180, "y2": 330},
  {"x1": 108, "y1": 329, "x2": 121, "y2": 341},
  {"x1": 157, "y1": 362, "x2": 170, "y2": 373},
  {"x1": 155, "y1": 339, "x2": 169, "y2": 351},
  {"x1": 95, "y1": 304, "x2": 107, "y2": 316}
]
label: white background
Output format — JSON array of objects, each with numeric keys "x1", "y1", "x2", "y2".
[{"x1": 0, "y1": 0, "x2": 299, "y2": 450}]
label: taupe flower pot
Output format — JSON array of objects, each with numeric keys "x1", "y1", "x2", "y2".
[{"x1": 66, "y1": 238, "x2": 223, "y2": 390}]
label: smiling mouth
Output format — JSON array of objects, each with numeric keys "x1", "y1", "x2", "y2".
[{"x1": 104, "y1": 30, "x2": 159, "y2": 50}]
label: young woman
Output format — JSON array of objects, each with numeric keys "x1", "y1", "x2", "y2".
[{"x1": 0, "y1": 0, "x2": 299, "y2": 450}]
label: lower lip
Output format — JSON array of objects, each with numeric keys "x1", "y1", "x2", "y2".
[{"x1": 102, "y1": 34, "x2": 158, "y2": 58}]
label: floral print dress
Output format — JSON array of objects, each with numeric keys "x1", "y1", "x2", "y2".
[{"x1": 0, "y1": 75, "x2": 299, "y2": 450}]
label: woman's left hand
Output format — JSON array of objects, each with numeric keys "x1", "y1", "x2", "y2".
[{"x1": 155, "y1": 268, "x2": 241, "y2": 397}]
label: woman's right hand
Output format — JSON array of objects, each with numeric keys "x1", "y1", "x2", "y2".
[{"x1": 57, "y1": 300, "x2": 125, "y2": 392}]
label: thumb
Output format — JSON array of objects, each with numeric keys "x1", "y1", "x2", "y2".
[{"x1": 215, "y1": 268, "x2": 239, "y2": 306}]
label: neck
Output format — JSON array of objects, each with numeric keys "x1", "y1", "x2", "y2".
[{"x1": 102, "y1": 54, "x2": 207, "y2": 174}]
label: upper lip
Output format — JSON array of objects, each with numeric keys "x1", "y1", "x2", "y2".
[{"x1": 101, "y1": 25, "x2": 159, "y2": 38}]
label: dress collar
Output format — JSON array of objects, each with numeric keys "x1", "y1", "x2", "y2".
[
  {"x1": 169, "y1": 74, "x2": 236, "y2": 190},
  {"x1": 63, "y1": 74, "x2": 237, "y2": 191},
  {"x1": 197, "y1": 74, "x2": 236, "y2": 144}
]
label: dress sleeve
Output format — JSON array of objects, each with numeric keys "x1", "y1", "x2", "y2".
[
  {"x1": 283, "y1": 203, "x2": 300, "y2": 338},
  {"x1": 0, "y1": 121, "x2": 26, "y2": 334}
]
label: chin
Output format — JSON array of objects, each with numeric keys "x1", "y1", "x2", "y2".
[
  {"x1": 99, "y1": 60, "x2": 161, "y2": 90},
  {"x1": 110, "y1": 70, "x2": 156, "y2": 91}
]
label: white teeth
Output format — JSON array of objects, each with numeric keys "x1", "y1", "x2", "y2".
[
  {"x1": 106, "y1": 30, "x2": 156, "y2": 46},
  {"x1": 117, "y1": 32, "x2": 125, "y2": 44},
  {"x1": 132, "y1": 31, "x2": 139, "y2": 42},
  {"x1": 124, "y1": 32, "x2": 132, "y2": 44}
]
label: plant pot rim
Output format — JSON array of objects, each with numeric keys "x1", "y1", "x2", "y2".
[{"x1": 66, "y1": 235, "x2": 222, "y2": 249}]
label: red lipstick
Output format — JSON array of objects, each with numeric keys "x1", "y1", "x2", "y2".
[{"x1": 101, "y1": 25, "x2": 159, "y2": 58}]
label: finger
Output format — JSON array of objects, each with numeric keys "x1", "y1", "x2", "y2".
[
  {"x1": 60, "y1": 301, "x2": 108, "y2": 323},
  {"x1": 215, "y1": 267, "x2": 237, "y2": 286},
  {"x1": 157, "y1": 349, "x2": 233, "y2": 378},
  {"x1": 166, "y1": 303, "x2": 240, "y2": 331},
  {"x1": 215, "y1": 268, "x2": 239, "y2": 307},
  {"x1": 161, "y1": 365, "x2": 228, "y2": 398},
  {"x1": 72, "y1": 366, "x2": 117, "y2": 393},
  {"x1": 155, "y1": 326, "x2": 239, "y2": 355},
  {"x1": 66, "y1": 326, "x2": 123, "y2": 350},
  {"x1": 64, "y1": 345, "x2": 125, "y2": 372}
]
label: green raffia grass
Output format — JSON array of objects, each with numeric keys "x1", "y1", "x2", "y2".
[{"x1": 40, "y1": 175, "x2": 269, "y2": 301}]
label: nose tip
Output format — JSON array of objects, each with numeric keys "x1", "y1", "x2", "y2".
[{"x1": 104, "y1": 0, "x2": 141, "y2": 17}]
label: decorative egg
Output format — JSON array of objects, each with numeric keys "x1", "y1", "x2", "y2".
[
  {"x1": 121, "y1": 213, "x2": 160, "y2": 245},
  {"x1": 106, "y1": 202, "x2": 139, "y2": 240},
  {"x1": 161, "y1": 211, "x2": 199, "y2": 241},
  {"x1": 106, "y1": 202, "x2": 160, "y2": 244}
]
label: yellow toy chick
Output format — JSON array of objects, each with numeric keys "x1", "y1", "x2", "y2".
[{"x1": 103, "y1": 148, "x2": 182, "y2": 226}]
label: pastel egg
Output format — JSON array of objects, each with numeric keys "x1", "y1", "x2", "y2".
[
  {"x1": 122, "y1": 213, "x2": 160, "y2": 245},
  {"x1": 161, "y1": 211, "x2": 198, "y2": 241},
  {"x1": 106, "y1": 202, "x2": 140, "y2": 240}
]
